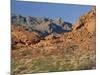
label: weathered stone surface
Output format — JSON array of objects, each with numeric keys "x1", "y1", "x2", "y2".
[{"x1": 73, "y1": 7, "x2": 96, "y2": 33}]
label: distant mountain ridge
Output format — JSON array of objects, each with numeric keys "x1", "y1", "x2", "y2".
[{"x1": 11, "y1": 14, "x2": 72, "y2": 37}]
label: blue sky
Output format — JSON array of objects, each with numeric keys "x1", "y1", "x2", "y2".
[{"x1": 11, "y1": 0, "x2": 93, "y2": 24}]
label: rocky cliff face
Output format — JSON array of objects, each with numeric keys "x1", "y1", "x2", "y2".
[{"x1": 72, "y1": 7, "x2": 96, "y2": 33}]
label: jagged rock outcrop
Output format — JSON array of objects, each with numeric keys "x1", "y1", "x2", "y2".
[
  {"x1": 72, "y1": 7, "x2": 96, "y2": 33},
  {"x1": 11, "y1": 26, "x2": 40, "y2": 47}
]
